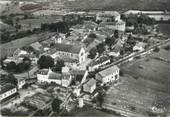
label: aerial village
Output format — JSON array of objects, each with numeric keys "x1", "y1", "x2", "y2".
[{"x1": 0, "y1": 0, "x2": 170, "y2": 116}]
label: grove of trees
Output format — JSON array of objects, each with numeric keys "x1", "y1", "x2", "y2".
[
  {"x1": 41, "y1": 22, "x2": 69, "y2": 33},
  {"x1": 121, "y1": 14, "x2": 156, "y2": 34},
  {"x1": 5, "y1": 57, "x2": 31, "y2": 73},
  {"x1": 0, "y1": 73, "x2": 18, "y2": 86}
]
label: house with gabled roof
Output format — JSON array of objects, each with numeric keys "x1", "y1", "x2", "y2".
[
  {"x1": 30, "y1": 42, "x2": 43, "y2": 52},
  {"x1": 0, "y1": 83, "x2": 19, "y2": 104},
  {"x1": 96, "y1": 11, "x2": 121, "y2": 22},
  {"x1": 88, "y1": 56, "x2": 111, "y2": 71},
  {"x1": 83, "y1": 78, "x2": 96, "y2": 93},
  {"x1": 133, "y1": 42, "x2": 146, "y2": 52},
  {"x1": 95, "y1": 65, "x2": 120, "y2": 85},
  {"x1": 98, "y1": 20, "x2": 126, "y2": 32},
  {"x1": 52, "y1": 43, "x2": 86, "y2": 64},
  {"x1": 37, "y1": 68, "x2": 72, "y2": 87}
]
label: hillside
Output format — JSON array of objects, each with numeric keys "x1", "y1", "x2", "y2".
[{"x1": 64, "y1": 0, "x2": 170, "y2": 11}]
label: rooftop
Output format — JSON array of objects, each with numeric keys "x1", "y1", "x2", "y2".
[
  {"x1": 89, "y1": 56, "x2": 110, "y2": 67},
  {"x1": 135, "y1": 42, "x2": 147, "y2": 48},
  {"x1": 0, "y1": 83, "x2": 16, "y2": 95},
  {"x1": 99, "y1": 20, "x2": 126, "y2": 27},
  {"x1": 30, "y1": 42, "x2": 42, "y2": 51},
  {"x1": 98, "y1": 27, "x2": 115, "y2": 36},
  {"x1": 48, "y1": 72, "x2": 62, "y2": 80},
  {"x1": 55, "y1": 43, "x2": 82, "y2": 54},
  {"x1": 37, "y1": 69, "x2": 49, "y2": 75},
  {"x1": 124, "y1": 10, "x2": 170, "y2": 15},
  {"x1": 84, "y1": 78, "x2": 96, "y2": 87},
  {"x1": 97, "y1": 65, "x2": 119, "y2": 78},
  {"x1": 97, "y1": 11, "x2": 120, "y2": 17},
  {"x1": 62, "y1": 57, "x2": 79, "y2": 63},
  {"x1": 70, "y1": 70, "x2": 86, "y2": 75},
  {"x1": 83, "y1": 21, "x2": 98, "y2": 30},
  {"x1": 86, "y1": 39, "x2": 101, "y2": 52}
]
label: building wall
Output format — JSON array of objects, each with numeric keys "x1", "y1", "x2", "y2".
[
  {"x1": 0, "y1": 88, "x2": 17, "y2": 101},
  {"x1": 89, "y1": 59, "x2": 110, "y2": 71},
  {"x1": 106, "y1": 22, "x2": 126, "y2": 32},
  {"x1": 83, "y1": 85, "x2": 90, "y2": 93},
  {"x1": 37, "y1": 72, "x2": 72, "y2": 87},
  {"x1": 18, "y1": 79, "x2": 26, "y2": 89},
  {"x1": 49, "y1": 79, "x2": 62, "y2": 85},
  {"x1": 37, "y1": 74, "x2": 48, "y2": 82},
  {"x1": 96, "y1": 14, "x2": 120, "y2": 22},
  {"x1": 65, "y1": 62, "x2": 77, "y2": 68},
  {"x1": 55, "y1": 51, "x2": 79, "y2": 60},
  {"x1": 90, "y1": 84, "x2": 96, "y2": 93},
  {"x1": 79, "y1": 48, "x2": 86, "y2": 64},
  {"x1": 102, "y1": 71, "x2": 119, "y2": 84}
]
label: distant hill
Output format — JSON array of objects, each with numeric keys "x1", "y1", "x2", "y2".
[{"x1": 64, "y1": 0, "x2": 170, "y2": 11}]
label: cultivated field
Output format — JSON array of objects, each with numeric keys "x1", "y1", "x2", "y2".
[
  {"x1": 0, "y1": 32, "x2": 56, "y2": 58},
  {"x1": 104, "y1": 45, "x2": 170, "y2": 116}
]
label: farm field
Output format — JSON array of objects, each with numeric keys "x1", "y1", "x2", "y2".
[
  {"x1": 0, "y1": 32, "x2": 56, "y2": 58},
  {"x1": 69, "y1": 105, "x2": 117, "y2": 117},
  {"x1": 158, "y1": 23, "x2": 170, "y2": 36},
  {"x1": 104, "y1": 44, "x2": 170, "y2": 116}
]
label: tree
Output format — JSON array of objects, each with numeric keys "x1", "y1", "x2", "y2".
[
  {"x1": 153, "y1": 46, "x2": 160, "y2": 52},
  {"x1": 88, "y1": 33, "x2": 97, "y2": 38},
  {"x1": 114, "y1": 30, "x2": 119, "y2": 38},
  {"x1": 120, "y1": 14, "x2": 127, "y2": 21},
  {"x1": 37, "y1": 55, "x2": 54, "y2": 69},
  {"x1": 6, "y1": 61, "x2": 17, "y2": 72},
  {"x1": 164, "y1": 44, "x2": 170, "y2": 51},
  {"x1": 23, "y1": 57, "x2": 31, "y2": 70},
  {"x1": 96, "y1": 43, "x2": 105, "y2": 54},
  {"x1": 7, "y1": 73, "x2": 18, "y2": 86},
  {"x1": 126, "y1": 14, "x2": 138, "y2": 27},
  {"x1": 120, "y1": 49, "x2": 125, "y2": 56},
  {"x1": 105, "y1": 37, "x2": 116, "y2": 47},
  {"x1": 96, "y1": 90, "x2": 105, "y2": 107},
  {"x1": 54, "y1": 60, "x2": 65, "y2": 73},
  {"x1": 137, "y1": 14, "x2": 155, "y2": 25},
  {"x1": 51, "y1": 98, "x2": 62, "y2": 114},
  {"x1": 41, "y1": 22, "x2": 69, "y2": 33},
  {"x1": 119, "y1": 70, "x2": 124, "y2": 76},
  {"x1": 88, "y1": 47, "x2": 97, "y2": 59},
  {"x1": 16, "y1": 63, "x2": 25, "y2": 73},
  {"x1": 133, "y1": 24, "x2": 149, "y2": 35}
]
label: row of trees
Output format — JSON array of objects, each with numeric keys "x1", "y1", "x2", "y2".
[
  {"x1": 1, "y1": 28, "x2": 41, "y2": 44},
  {"x1": 37, "y1": 55, "x2": 65, "y2": 73},
  {"x1": 41, "y1": 22, "x2": 69, "y2": 33}
]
